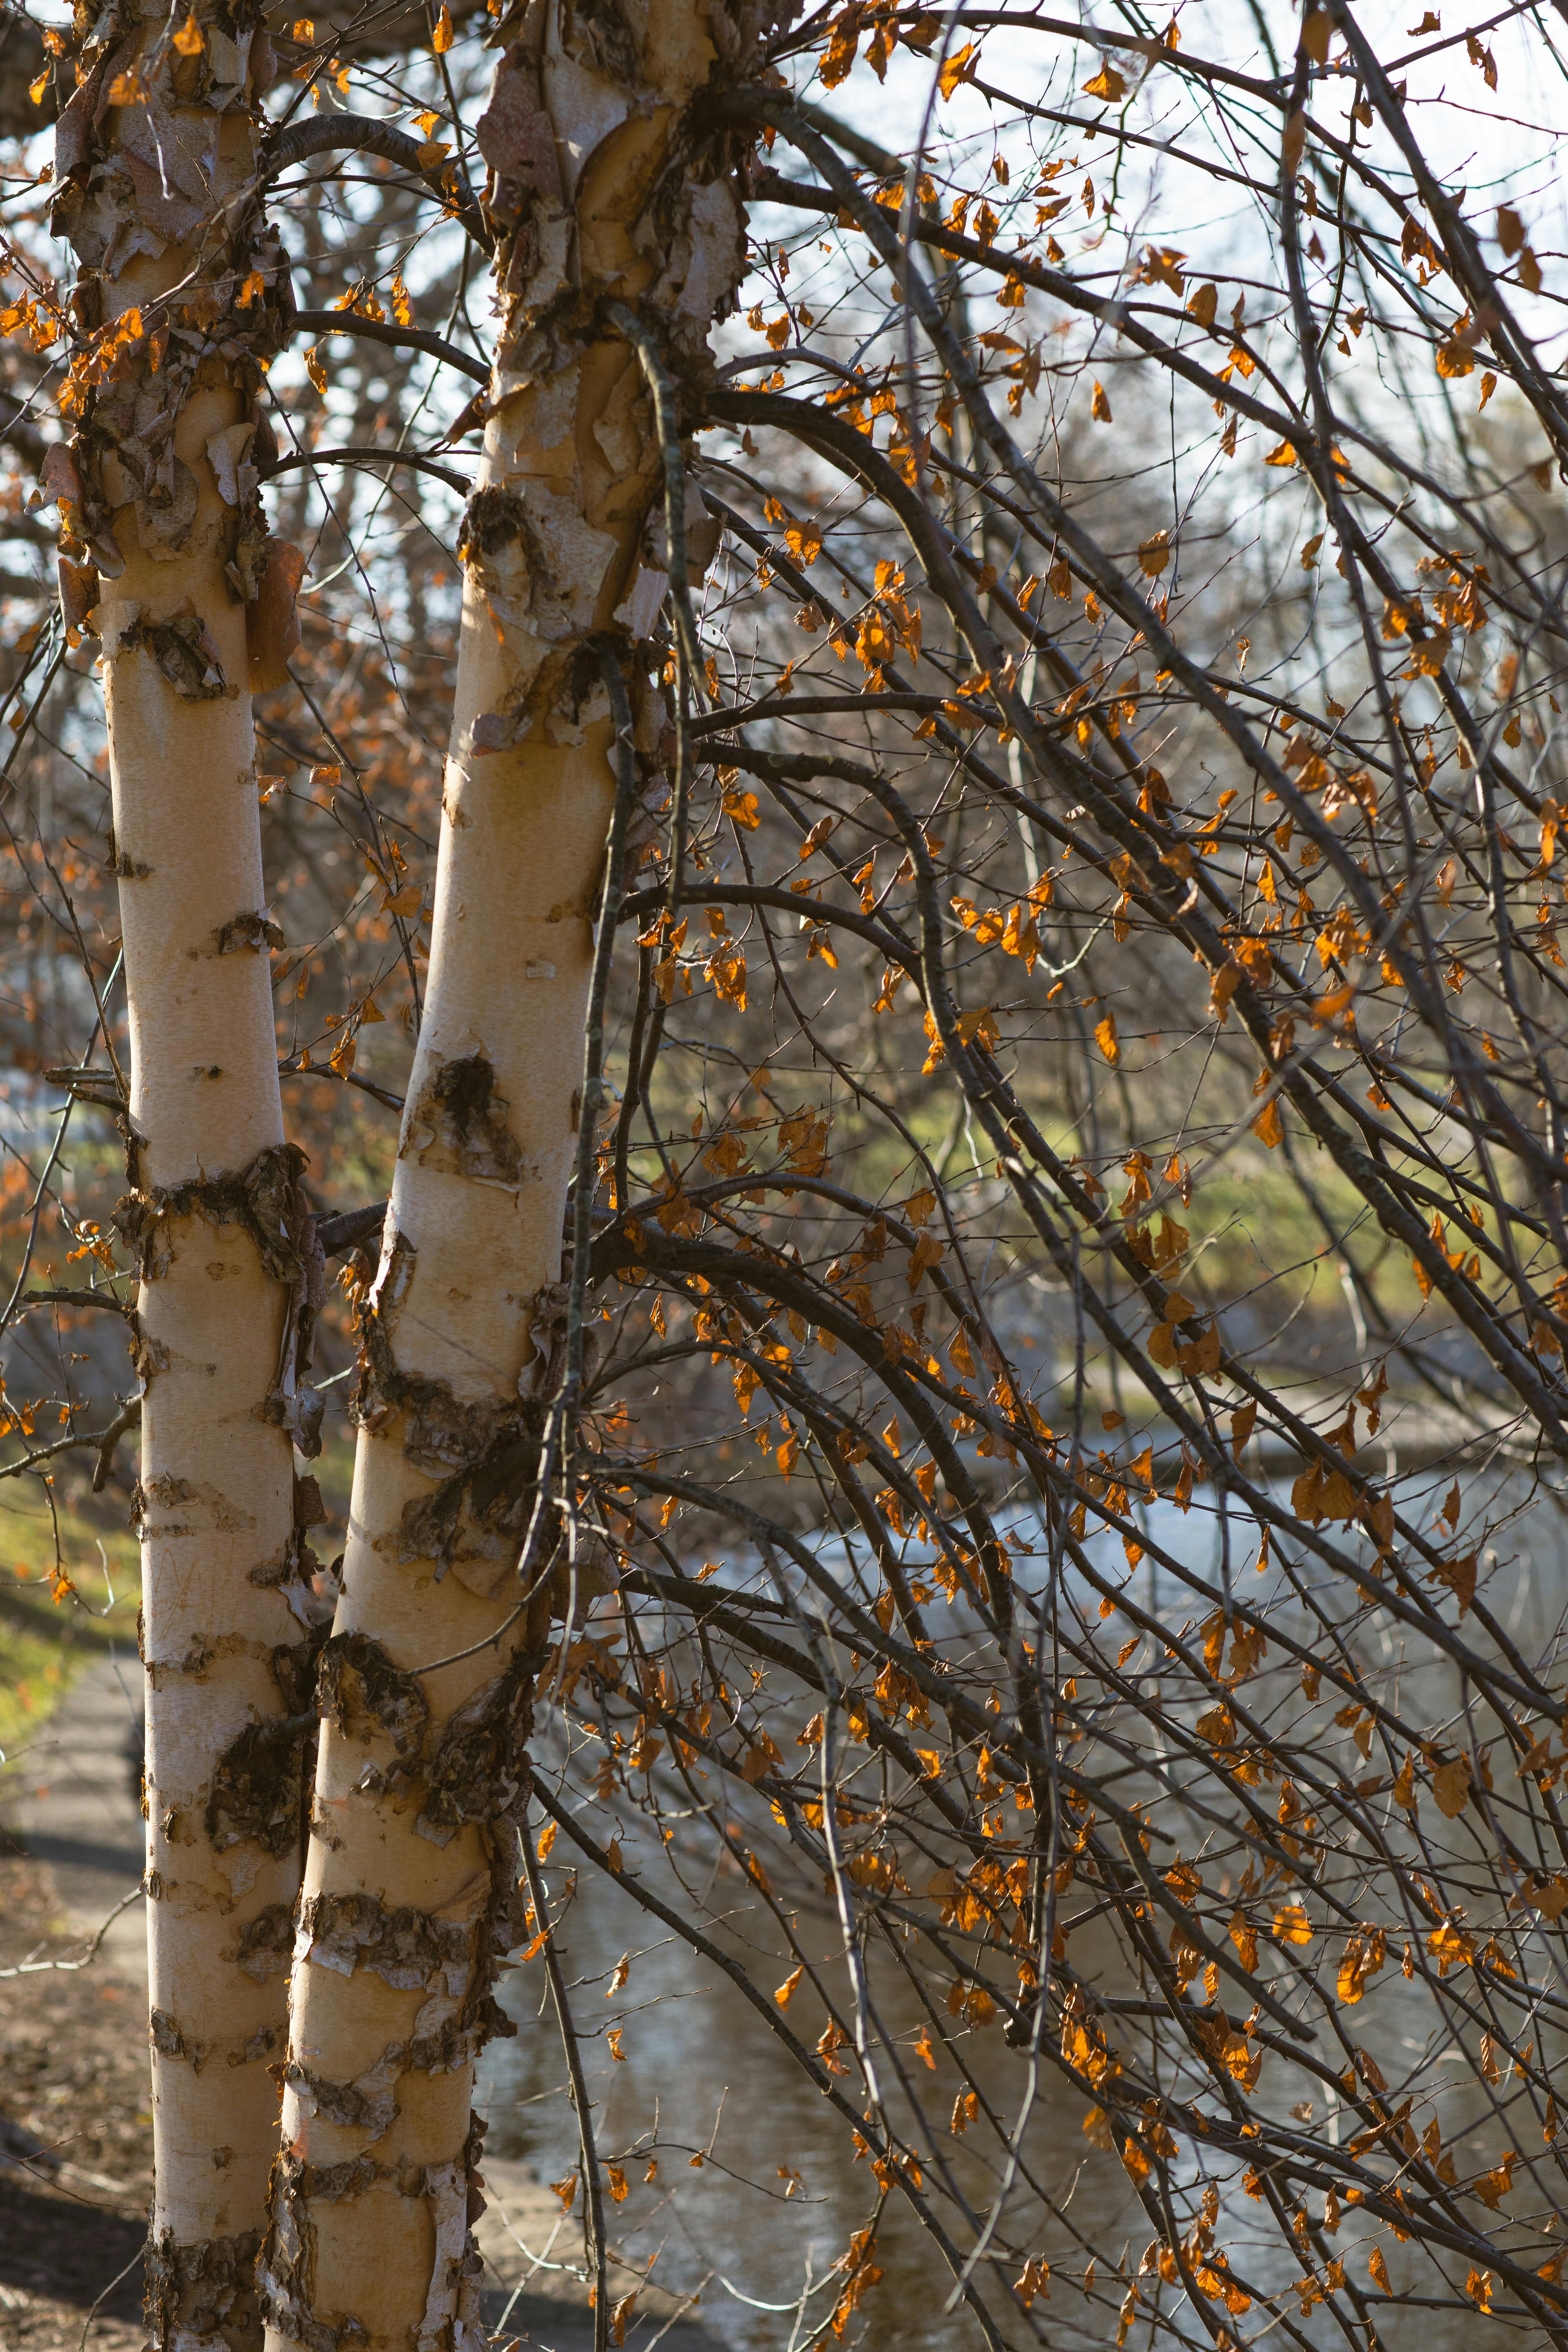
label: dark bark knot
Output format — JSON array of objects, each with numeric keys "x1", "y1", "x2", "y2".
[
  {"x1": 215, "y1": 909, "x2": 286, "y2": 954},
  {"x1": 116, "y1": 604, "x2": 232, "y2": 701},
  {"x1": 402, "y1": 1051, "x2": 525, "y2": 1190},
  {"x1": 292, "y1": 1890, "x2": 470, "y2": 1992}
]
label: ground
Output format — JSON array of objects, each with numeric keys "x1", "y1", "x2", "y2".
[
  {"x1": 0, "y1": 1645, "x2": 719, "y2": 2352},
  {"x1": 0, "y1": 1465, "x2": 714, "y2": 2352},
  {"x1": 0, "y1": 1843, "x2": 150, "y2": 2352}
]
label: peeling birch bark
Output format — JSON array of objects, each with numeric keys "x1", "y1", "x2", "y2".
[
  {"x1": 52, "y1": 5, "x2": 309, "y2": 2344},
  {"x1": 260, "y1": 0, "x2": 786, "y2": 2343}
]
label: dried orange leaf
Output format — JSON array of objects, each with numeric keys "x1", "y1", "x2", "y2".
[{"x1": 247, "y1": 540, "x2": 307, "y2": 694}]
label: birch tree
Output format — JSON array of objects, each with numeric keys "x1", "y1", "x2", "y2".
[
  {"x1": 48, "y1": 6, "x2": 312, "y2": 2341},
  {"x1": 258, "y1": 1, "x2": 780, "y2": 2344}
]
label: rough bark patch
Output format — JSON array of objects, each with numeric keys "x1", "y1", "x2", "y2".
[
  {"x1": 144, "y1": 2228, "x2": 261, "y2": 2352},
  {"x1": 232, "y1": 1901, "x2": 295, "y2": 1982},
  {"x1": 270, "y1": 1618, "x2": 333, "y2": 1717},
  {"x1": 259, "y1": 2153, "x2": 370, "y2": 2352},
  {"x1": 246, "y1": 539, "x2": 306, "y2": 692},
  {"x1": 205, "y1": 1719, "x2": 307, "y2": 1858},
  {"x1": 315, "y1": 1632, "x2": 428, "y2": 1764},
  {"x1": 215, "y1": 909, "x2": 285, "y2": 954},
  {"x1": 297, "y1": 2155, "x2": 386, "y2": 2205},
  {"x1": 149, "y1": 2007, "x2": 205, "y2": 2068},
  {"x1": 349, "y1": 1251, "x2": 546, "y2": 1581},
  {"x1": 416, "y1": 1653, "x2": 537, "y2": 1847},
  {"x1": 474, "y1": 46, "x2": 561, "y2": 212},
  {"x1": 412, "y1": 2160, "x2": 484, "y2": 2352},
  {"x1": 292, "y1": 1891, "x2": 470, "y2": 1992},
  {"x1": 281, "y1": 2052, "x2": 404, "y2": 2141},
  {"x1": 117, "y1": 606, "x2": 231, "y2": 701},
  {"x1": 114, "y1": 1142, "x2": 313, "y2": 1287},
  {"x1": 455, "y1": 484, "x2": 534, "y2": 567}
]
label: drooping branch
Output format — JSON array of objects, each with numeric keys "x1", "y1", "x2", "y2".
[{"x1": 260, "y1": 112, "x2": 491, "y2": 251}]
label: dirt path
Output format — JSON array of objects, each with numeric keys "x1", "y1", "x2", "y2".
[
  {"x1": 0, "y1": 1844, "x2": 153, "y2": 2352},
  {"x1": 3, "y1": 1657, "x2": 146, "y2": 1984}
]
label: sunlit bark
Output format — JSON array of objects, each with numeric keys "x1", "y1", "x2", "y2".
[
  {"x1": 52, "y1": 7, "x2": 310, "y2": 2342},
  {"x1": 257, "y1": 0, "x2": 780, "y2": 2339}
]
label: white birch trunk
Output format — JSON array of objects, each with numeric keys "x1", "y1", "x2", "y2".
[
  {"x1": 52, "y1": 7, "x2": 312, "y2": 2343},
  {"x1": 259, "y1": 0, "x2": 781, "y2": 2339}
]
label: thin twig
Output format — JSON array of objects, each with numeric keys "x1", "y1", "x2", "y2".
[
  {"x1": 0, "y1": 1883, "x2": 144, "y2": 1979},
  {"x1": 517, "y1": 1814, "x2": 610, "y2": 2352}
]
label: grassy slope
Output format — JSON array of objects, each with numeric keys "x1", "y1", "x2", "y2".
[{"x1": 0, "y1": 1479, "x2": 140, "y2": 1766}]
